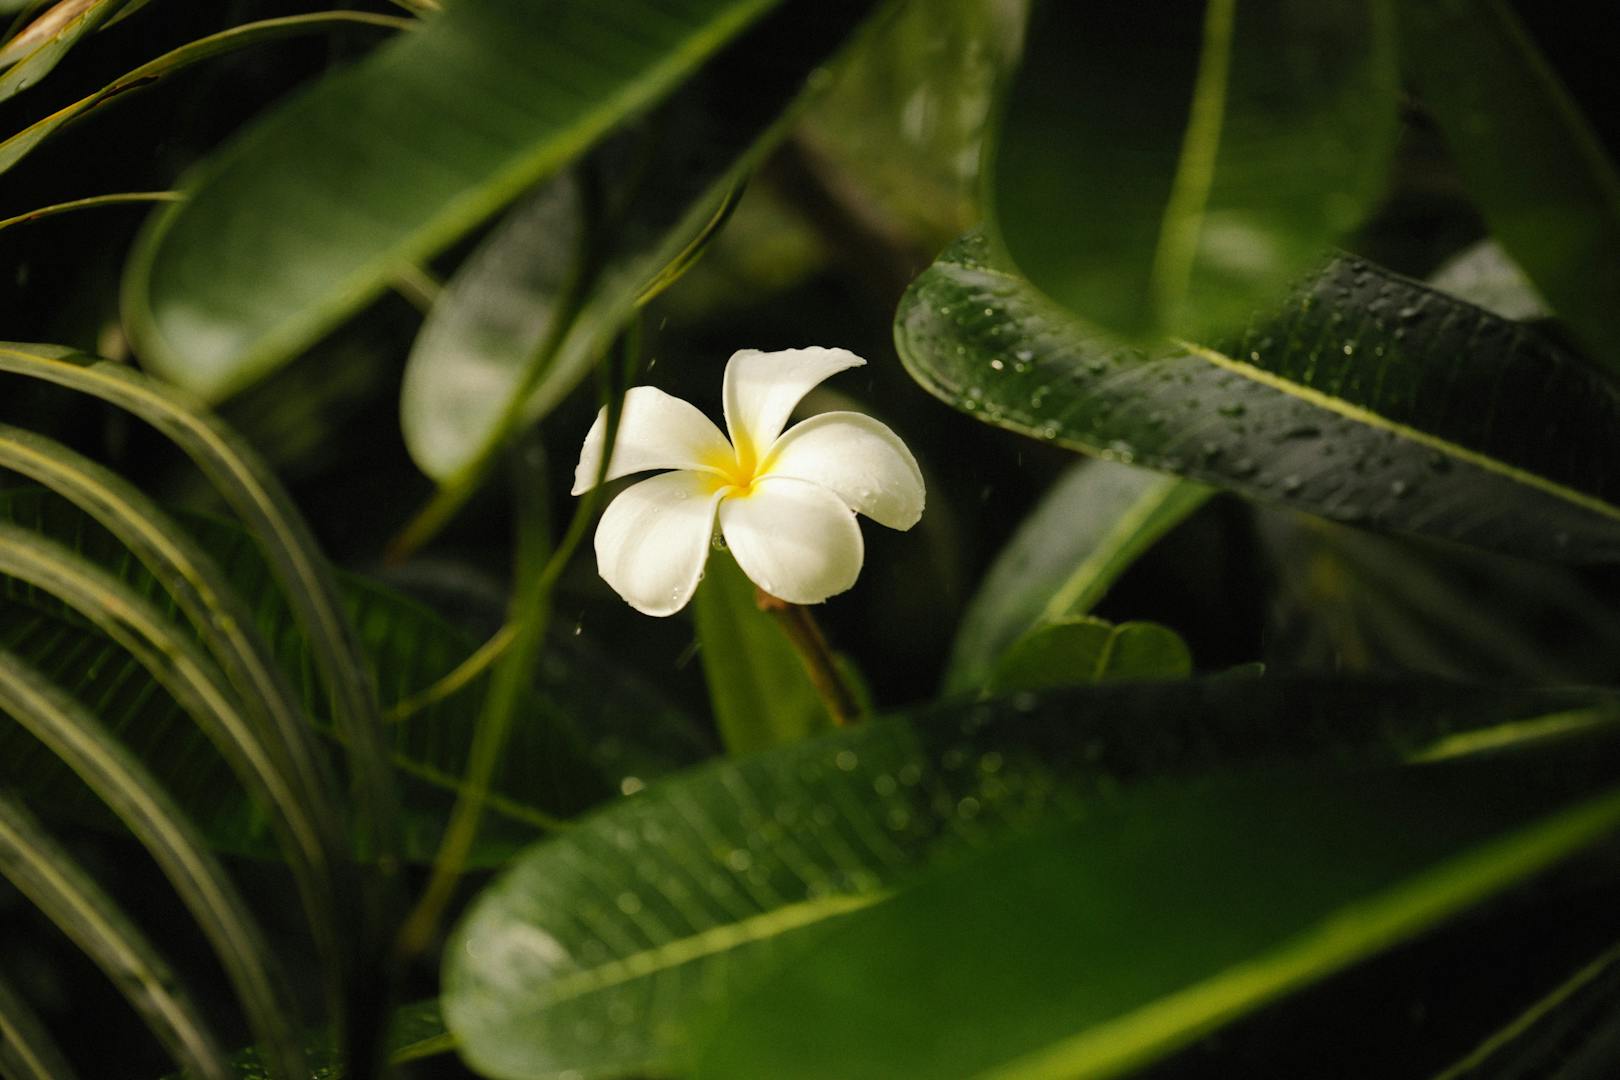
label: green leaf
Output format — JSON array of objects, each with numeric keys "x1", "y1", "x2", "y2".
[
  {"x1": 1395, "y1": 1, "x2": 1620, "y2": 373},
  {"x1": 986, "y1": 617, "x2": 1192, "y2": 694},
  {"x1": 0, "y1": 651, "x2": 307, "y2": 1079},
  {"x1": 0, "y1": 793, "x2": 230, "y2": 1080},
  {"x1": 987, "y1": 0, "x2": 1398, "y2": 342},
  {"x1": 0, "y1": 343, "x2": 398, "y2": 866},
  {"x1": 696, "y1": 732, "x2": 1620, "y2": 1080},
  {"x1": 122, "y1": 0, "x2": 879, "y2": 398},
  {"x1": 442, "y1": 676, "x2": 1619, "y2": 1080},
  {"x1": 399, "y1": 0, "x2": 869, "y2": 485},
  {"x1": 692, "y1": 549, "x2": 831, "y2": 754},
  {"x1": 1260, "y1": 512, "x2": 1620, "y2": 683},
  {"x1": 0, "y1": 0, "x2": 133, "y2": 102},
  {"x1": 0, "y1": 192, "x2": 182, "y2": 236},
  {"x1": 946, "y1": 459, "x2": 1211, "y2": 695},
  {"x1": 893, "y1": 233, "x2": 1620, "y2": 563},
  {"x1": 0, "y1": 12, "x2": 411, "y2": 179},
  {"x1": 1428, "y1": 937, "x2": 1620, "y2": 1080},
  {"x1": 0, "y1": 487, "x2": 633, "y2": 863},
  {"x1": 399, "y1": 172, "x2": 587, "y2": 481},
  {"x1": 0, "y1": 964, "x2": 79, "y2": 1080}
]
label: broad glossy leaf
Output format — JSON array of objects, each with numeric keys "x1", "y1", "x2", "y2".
[
  {"x1": 122, "y1": 0, "x2": 879, "y2": 398},
  {"x1": 692, "y1": 549, "x2": 830, "y2": 754},
  {"x1": 400, "y1": 0, "x2": 870, "y2": 482},
  {"x1": 988, "y1": 0, "x2": 1398, "y2": 342},
  {"x1": 0, "y1": 488, "x2": 641, "y2": 863},
  {"x1": 400, "y1": 173, "x2": 585, "y2": 480},
  {"x1": 443, "y1": 677, "x2": 1617, "y2": 1080},
  {"x1": 1396, "y1": 1, "x2": 1620, "y2": 372},
  {"x1": 697, "y1": 732, "x2": 1620, "y2": 1080},
  {"x1": 987, "y1": 617, "x2": 1192, "y2": 694},
  {"x1": 0, "y1": 0, "x2": 131, "y2": 101},
  {"x1": 947, "y1": 459, "x2": 1211, "y2": 694},
  {"x1": 894, "y1": 233, "x2": 1620, "y2": 563},
  {"x1": 0, "y1": 12, "x2": 410, "y2": 178}
]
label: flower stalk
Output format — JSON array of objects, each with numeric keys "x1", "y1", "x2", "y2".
[{"x1": 755, "y1": 588, "x2": 862, "y2": 726}]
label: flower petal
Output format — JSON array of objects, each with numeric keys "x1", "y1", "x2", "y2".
[
  {"x1": 594, "y1": 472, "x2": 725, "y2": 616},
  {"x1": 763, "y1": 412, "x2": 925, "y2": 530},
  {"x1": 721, "y1": 347, "x2": 865, "y2": 461},
  {"x1": 718, "y1": 477, "x2": 864, "y2": 605},
  {"x1": 573, "y1": 386, "x2": 731, "y2": 495}
]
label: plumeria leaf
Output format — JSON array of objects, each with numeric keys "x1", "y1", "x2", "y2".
[
  {"x1": 1395, "y1": 1, "x2": 1620, "y2": 374},
  {"x1": 986, "y1": 617, "x2": 1193, "y2": 694},
  {"x1": 694, "y1": 729, "x2": 1620, "y2": 1080},
  {"x1": 123, "y1": 0, "x2": 883, "y2": 400},
  {"x1": 400, "y1": 0, "x2": 876, "y2": 484},
  {"x1": 692, "y1": 549, "x2": 832, "y2": 754},
  {"x1": 443, "y1": 676, "x2": 1620, "y2": 1080},
  {"x1": 0, "y1": 12, "x2": 410, "y2": 178},
  {"x1": 987, "y1": 0, "x2": 1398, "y2": 342},
  {"x1": 947, "y1": 459, "x2": 1212, "y2": 695},
  {"x1": 0, "y1": 488, "x2": 663, "y2": 863},
  {"x1": 894, "y1": 232, "x2": 1620, "y2": 564}
]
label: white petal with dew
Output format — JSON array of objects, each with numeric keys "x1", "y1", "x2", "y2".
[
  {"x1": 594, "y1": 472, "x2": 725, "y2": 616},
  {"x1": 573, "y1": 387, "x2": 731, "y2": 495},
  {"x1": 765, "y1": 411, "x2": 925, "y2": 530},
  {"x1": 719, "y1": 477, "x2": 864, "y2": 605},
  {"x1": 722, "y1": 347, "x2": 865, "y2": 459}
]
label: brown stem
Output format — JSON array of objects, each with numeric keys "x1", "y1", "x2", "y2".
[{"x1": 756, "y1": 588, "x2": 862, "y2": 726}]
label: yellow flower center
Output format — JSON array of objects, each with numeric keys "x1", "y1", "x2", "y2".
[{"x1": 702, "y1": 436, "x2": 771, "y2": 498}]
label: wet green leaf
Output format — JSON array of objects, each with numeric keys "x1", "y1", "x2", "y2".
[
  {"x1": 894, "y1": 233, "x2": 1620, "y2": 563},
  {"x1": 698, "y1": 730, "x2": 1620, "y2": 1080},
  {"x1": 443, "y1": 676, "x2": 1619, "y2": 1080}
]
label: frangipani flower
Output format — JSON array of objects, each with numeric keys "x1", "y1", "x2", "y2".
[{"x1": 573, "y1": 347, "x2": 924, "y2": 616}]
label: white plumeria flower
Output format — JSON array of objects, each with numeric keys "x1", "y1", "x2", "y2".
[{"x1": 573, "y1": 347, "x2": 925, "y2": 616}]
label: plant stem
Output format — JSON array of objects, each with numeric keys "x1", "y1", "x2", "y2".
[{"x1": 755, "y1": 589, "x2": 862, "y2": 725}]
